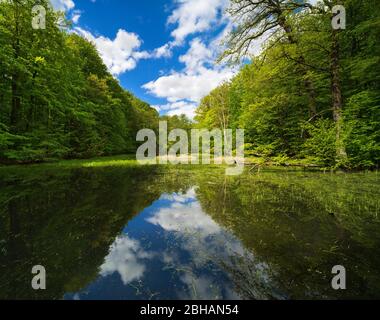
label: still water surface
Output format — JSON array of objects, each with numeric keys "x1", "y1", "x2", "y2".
[{"x1": 0, "y1": 165, "x2": 379, "y2": 299}]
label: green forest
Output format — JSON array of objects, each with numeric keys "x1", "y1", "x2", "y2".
[
  {"x1": 0, "y1": 0, "x2": 380, "y2": 301},
  {"x1": 196, "y1": 0, "x2": 380, "y2": 169},
  {"x1": 1, "y1": 0, "x2": 379, "y2": 169},
  {"x1": 0, "y1": 0, "x2": 159, "y2": 163}
]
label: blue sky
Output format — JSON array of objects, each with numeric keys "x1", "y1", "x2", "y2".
[{"x1": 50, "y1": 0, "x2": 240, "y2": 118}]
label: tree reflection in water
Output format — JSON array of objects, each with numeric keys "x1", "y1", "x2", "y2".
[{"x1": 0, "y1": 165, "x2": 379, "y2": 299}]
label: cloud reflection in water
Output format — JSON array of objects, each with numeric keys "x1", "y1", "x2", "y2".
[{"x1": 66, "y1": 187, "x2": 274, "y2": 300}]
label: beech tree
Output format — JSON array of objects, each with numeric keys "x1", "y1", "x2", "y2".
[{"x1": 198, "y1": 0, "x2": 379, "y2": 168}]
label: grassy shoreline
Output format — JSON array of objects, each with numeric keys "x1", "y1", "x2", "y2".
[{"x1": 0, "y1": 154, "x2": 377, "y2": 174}]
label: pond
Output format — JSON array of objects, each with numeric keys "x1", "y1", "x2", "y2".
[{"x1": 0, "y1": 164, "x2": 379, "y2": 299}]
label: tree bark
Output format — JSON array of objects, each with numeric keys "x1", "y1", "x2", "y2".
[
  {"x1": 278, "y1": 17, "x2": 318, "y2": 119},
  {"x1": 10, "y1": 1, "x2": 21, "y2": 131},
  {"x1": 10, "y1": 75, "x2": 20, "y2": 129},
  {"x1": 304, "y1": 77, "x2": 317, "y2": 118},
  {"x1": 331, "y1": 29, "x2": 347, "y2": 163}
]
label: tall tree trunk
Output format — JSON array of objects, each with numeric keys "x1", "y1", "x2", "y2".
[
  {"x1": 331, "y1": 29, "x2": 347, "y2": 164},
  {"x1": 10, "y1": 1, "x2": 21, "y2": 131},
  {"x1": 0, "y1": 82, "x2": 4, "y2": 116},
  {"x1": 278, "y1": 17, "x2": 318, "y2": 119},
  {"x1": 10, "y1": 75, "x2": 20, "y2": 129},
  {"x1": 304, "y1": 77, "x2": 317, "y2": 118},
  {"x1": 27, "y1": 71, "x2": 38, "y2": 131}
]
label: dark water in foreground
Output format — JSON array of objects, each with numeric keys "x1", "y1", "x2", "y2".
[{"x1": 0, "y1": 164, "x2": 379, "y2": 300}]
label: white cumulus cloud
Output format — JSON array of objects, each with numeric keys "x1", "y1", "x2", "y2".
[
  {"x1": 153, "y1": 101, "x2": 198, "y2": 119},
  {"x1": 75, "y1": 27, "x2": 150, "y2": 75},
  {"x1": 168, "y1": 0, "x2": 228, "y2": 45},
  {"x1": 143, "y1": 68, "x2": 233, "y2": 103},
  {"x1": 143, "y1": 38, "x2": 235, "y2": 118},
  {"x1": 50, "y1": 0, "x2": 75, "y2": 11}
]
